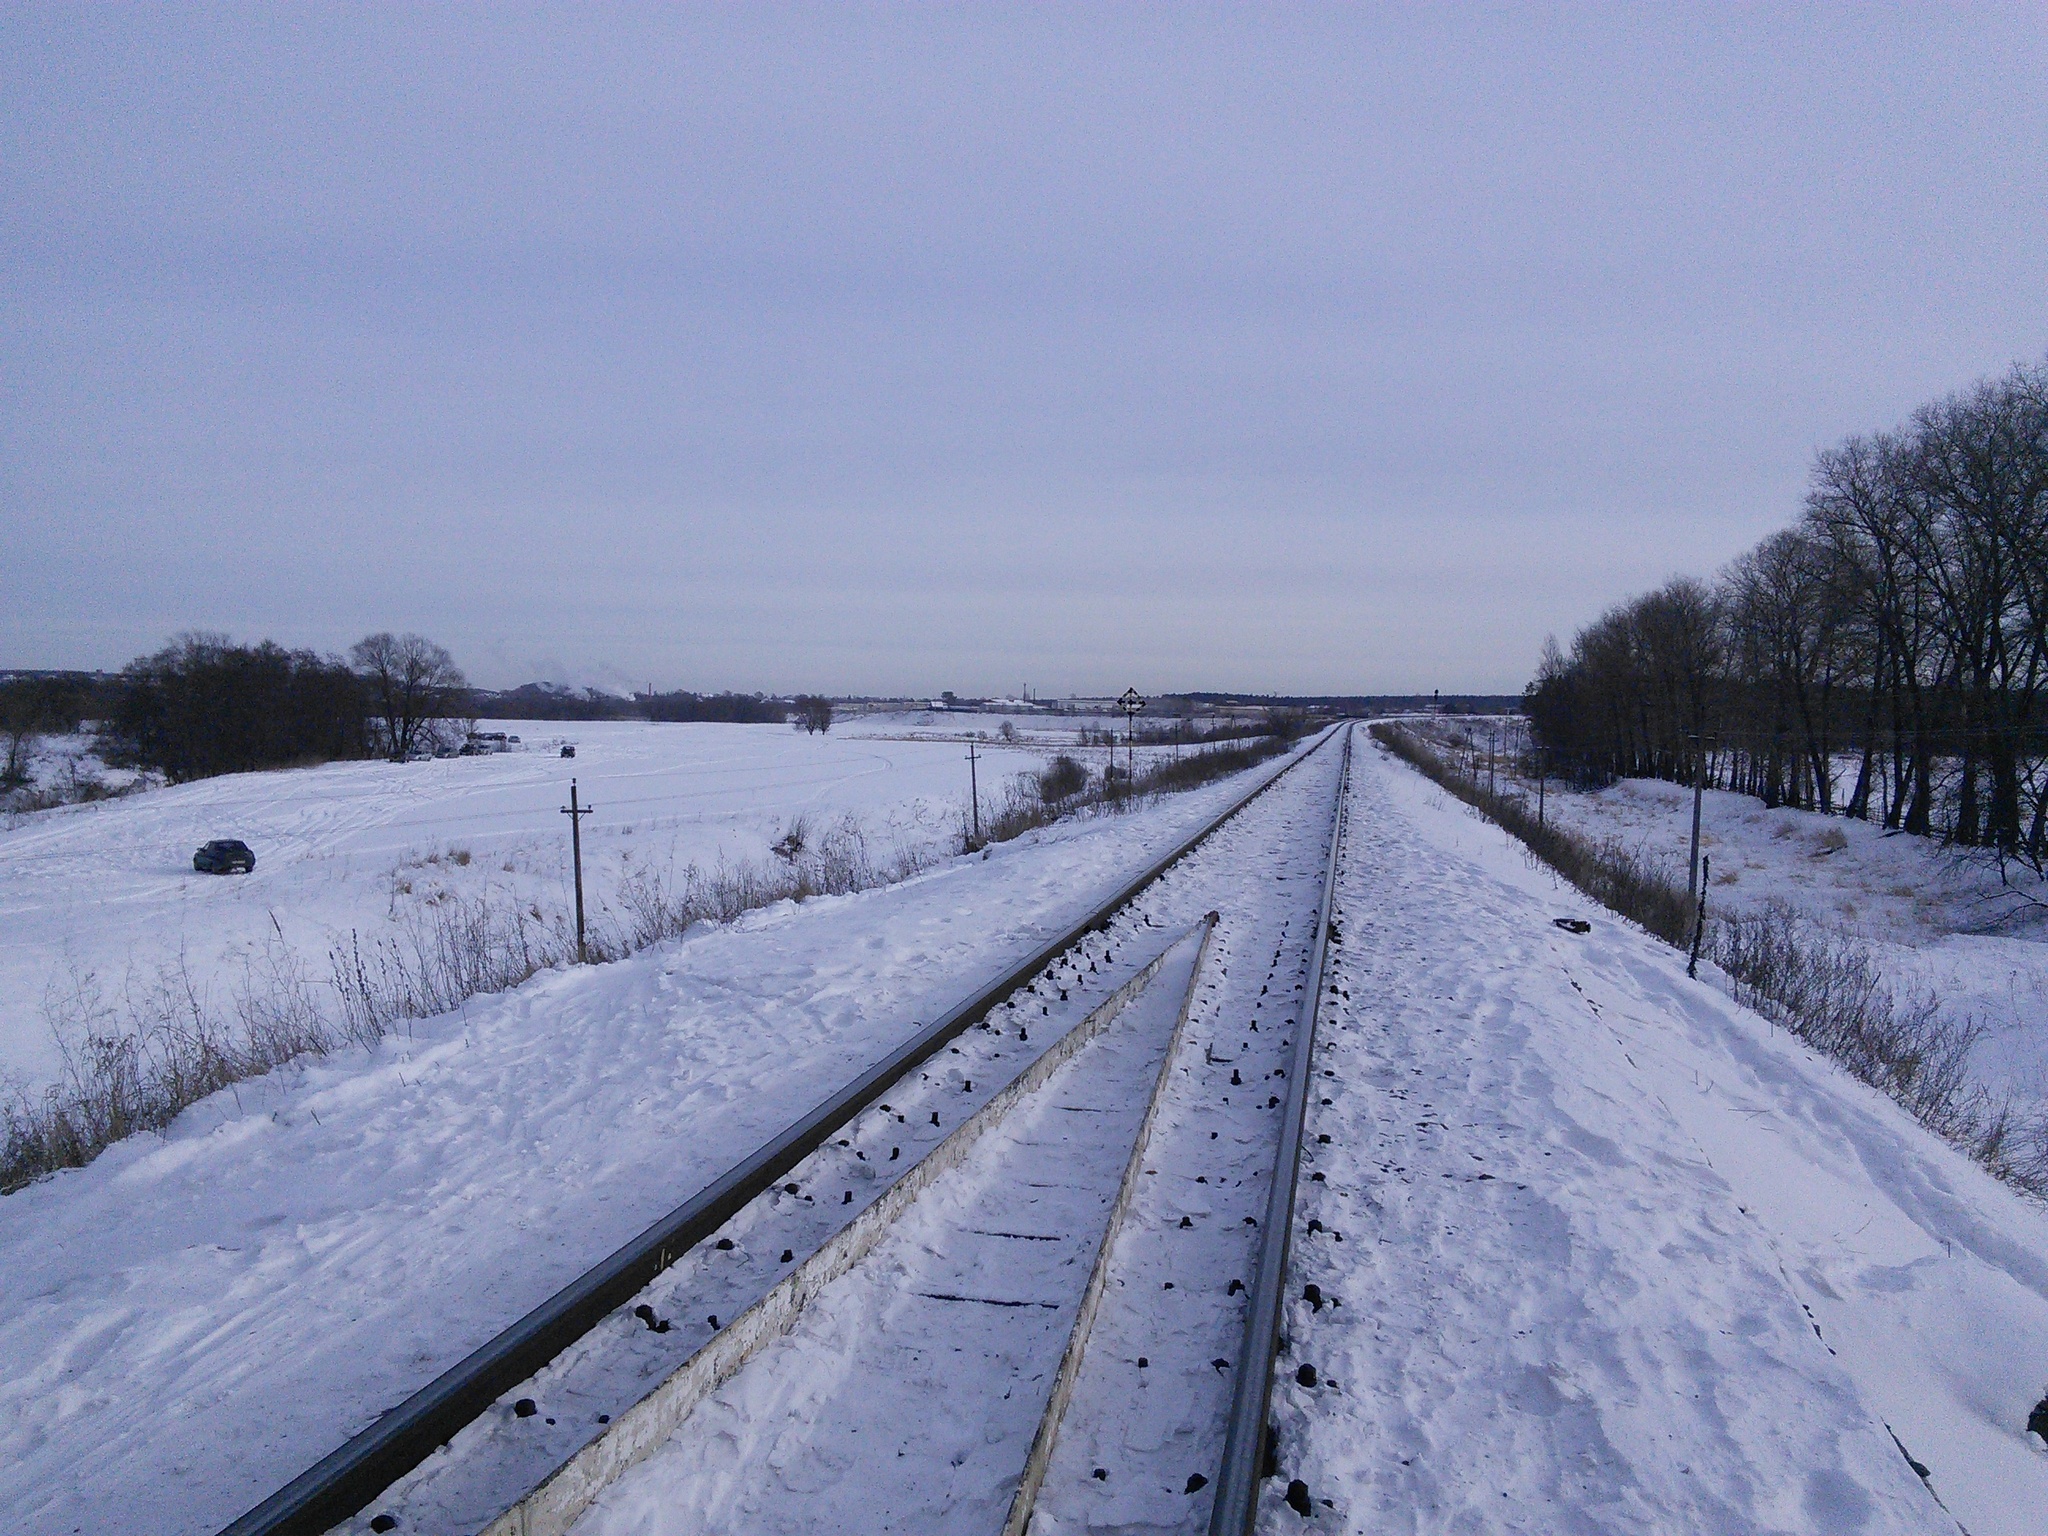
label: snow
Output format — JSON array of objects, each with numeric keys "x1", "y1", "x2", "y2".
[
  {"x1": 555, "y1": 743, "x2": 1349, "y2": 1536},
  {"x1": 0, "y1": 728, "x2": 148, "y2": 807},
  {"x1": 1530, "y1": 768, "x2": 2048, "y2": 1108},
  {"x1": 8, "y1": 722, "x2": 2048, "y2": 1535},
  {"x1": 1278, "y1": 736, "x2": 2048, "y2": 1534},
  {"x1": 0, "y1": 745, "x2": 1309, "y2": 1536},
  {"x1": 572, "y1": 935, "x2": 1209, "y2": 1536},
  {"x1": 0, "y1": 716, "x2": 1052, "y2": 1086}
]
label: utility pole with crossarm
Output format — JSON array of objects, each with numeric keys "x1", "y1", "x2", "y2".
[
  {"x1": 561, "y1": 778, "x2": 594, "y2": 963},
  {"x1": 967, "y1": 739, "x2": 982, "y2": 847}
]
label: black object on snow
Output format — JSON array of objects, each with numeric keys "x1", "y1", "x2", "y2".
[
  {"x1": 1185, "y1": 1473, "x2": 1209, "y2": 1493},
  {"x1": 1553, "y1": 917, "x2": 1591, "y2": 934},
  {"x1": 1296, "y1": 1363, "x2": 1317, "y2": 1387},
  {"x1": 193, "y1": 839, "x2": 256, "y2": 874},
  {"x1": 512, "y1": 1399, "x2": 536, "y2": 1418},
  {"x1": 1285, "y1": 1479, "x2": 1314, "y2": 1517}
]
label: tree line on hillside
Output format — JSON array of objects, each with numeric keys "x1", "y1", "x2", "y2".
[
  {"x1": 641, "y1": 689, "x2": 788, "y2": 724},
  {"x1": 99, "y1": 632, "x2": 470, "y2": 782},
  {"x1": 5, "y1": 634, "x2": 830, "y2": 789},
  {"x1": 1527, "y1": 355, "x2": 2048, "y2": 865}
]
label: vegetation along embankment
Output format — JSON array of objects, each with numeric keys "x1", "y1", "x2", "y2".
[
  {"x1": 2, "y1": 714, "x2": 1315, "y2": 1194},
  {"x1": 1372, "y1": 719, "x2": 2048, "y2": 1199}
]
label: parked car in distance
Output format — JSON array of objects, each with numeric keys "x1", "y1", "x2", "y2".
[
  {"x1": 560, "y1": 743, "x2": 576, "y2": 758},
  {"x1": 193, "y1": 839, "x2": 256, "y2": 874}
]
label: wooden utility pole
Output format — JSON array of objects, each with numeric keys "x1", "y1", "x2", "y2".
[
  {"x1": 967, "y1": 740, "x2": 982, "y2": 846},
  {"x1": 1687, "y1": 734, "x2": 1706, "y2": 902},
  {"x1": 561, "y1": 777, "x2": 593, "y2": 963},
  {"x1": 1688, "y1": 855, "x2": 1711, "y2": 979}
]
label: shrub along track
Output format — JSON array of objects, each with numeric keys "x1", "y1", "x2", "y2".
[{"x1": 221, "y1": 727, "x2": 1350, "y2": 1536}]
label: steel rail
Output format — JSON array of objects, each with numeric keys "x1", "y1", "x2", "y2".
[
  {"x1": 1206, "y1": 721, "x2": 1353, "y2": 1535},
  {"x1": 219, "y1": 726, "x2": 1341, "y2": 1536}
]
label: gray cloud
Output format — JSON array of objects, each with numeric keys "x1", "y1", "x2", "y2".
[{"x1": 5, "y1": 4, "x2": 2045, "y2": 693}]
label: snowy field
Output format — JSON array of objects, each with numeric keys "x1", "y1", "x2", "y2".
[
  {"x1": 6, "y1": 725, "x2": 2048, "y2": 1534},
  {"x1": 1526, "y1": 765, "x2": 2048, "y2": 1107},
  {"x1": 0, "y1": 745, "x2": 1321, "y2": 1536},
  {"x1": 0, "y1": 714, "x2": 1086, "y2": 1086}
]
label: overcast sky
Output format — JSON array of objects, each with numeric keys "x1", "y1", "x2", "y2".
[{"x1": 5, "y1": 5, "x2": 2045, "y2": 696}]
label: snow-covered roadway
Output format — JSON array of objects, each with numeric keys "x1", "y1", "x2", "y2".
[{"x1": 1277, "y1": 733, "x2": 2048, "y2": 1535}]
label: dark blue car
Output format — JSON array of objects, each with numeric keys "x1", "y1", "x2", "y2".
[{"x1": 193, "y1": 839, "x2": 255, "y2": 874}]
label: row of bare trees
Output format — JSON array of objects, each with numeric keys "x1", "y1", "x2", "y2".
[
  {"x1": 1527, "y1": 356, "x2": 2048, "y2": 864},
  {"x1": 102, "y1": 631, "x2": 468, "y2": 782}
]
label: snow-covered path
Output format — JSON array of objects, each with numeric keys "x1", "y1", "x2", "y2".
[{"x1": 1276, "y1": 735, "x2": 2048, "y2": 1534}]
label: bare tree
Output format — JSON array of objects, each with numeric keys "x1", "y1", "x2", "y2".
[
  {"x1": 0, "y1": 691, "x2": 39, "y2": 787},
  {"x1": 792, "y1": 695, "x2": 834, "y2": 734},
  {"x1": 351, "y1": 634, "x2": 470, "y2": 761}
]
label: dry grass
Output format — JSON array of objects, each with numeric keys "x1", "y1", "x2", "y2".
[
  {"x1": 4, "y1": 935, "x2": 378, "y2": 1192},
  {"x1": 2, "y1": 813, "x2": 940, "y2": 1193},
  {"x1": 1371, "y1": 721, "x2": 2048, "y2": 1200},
  {"x1": 969, "y1": 731, "x2": 1303, "y2": 851},
  {"x1": 4, "y1": 729, "x2": 1311, "y2": 1194},
  {"x1": 1371, "y1": 722, "x2": 1692, "y2": 944}
]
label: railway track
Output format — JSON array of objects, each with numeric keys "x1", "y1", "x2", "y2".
[{"x1": 219, "y1": 725, "x2": 1348, "y2": 1536}]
